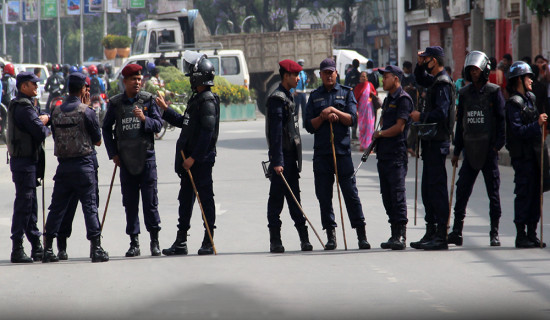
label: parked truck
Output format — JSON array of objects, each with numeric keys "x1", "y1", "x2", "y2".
[
  {"x1": 210, "y1": 29, "x2": 333, "y2": 114},
  {"x1": 132, "y1": 9, "x2": 333, "y2": 114}
]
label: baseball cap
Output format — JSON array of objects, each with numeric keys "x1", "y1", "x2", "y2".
[
  {"x1": 320, "y1": 58, "x2": 336, "y2": 72},
  {"x1": 378, "y1": 65, "x2": 404, "y2": 81}
]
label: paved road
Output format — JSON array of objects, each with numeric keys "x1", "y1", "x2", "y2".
[{"x1": 0, "y1": 116, "x2": 549, "y2": 320}]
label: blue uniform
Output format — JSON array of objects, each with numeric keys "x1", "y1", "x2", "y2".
[
  {"x1": 102, "y1": 92, "x2": 163, "y2": 235},
  {"x1": 266, "y1": 84, "x2": 305, "y2": 229},
  {"x1": 506, "y1": 93, "x2": 544, "y2": 224},
  {"x1": 453, "y1": 83, "x2": 506, "y2": 224},
  {"x1": 304, "y1": 83, "x2": 365, "y2": 230},
  {"x1": 414, "y1": 66, "x2": 453, "y2": 226},
  {"x1": 9, "y1": 93, "x2": 50, "y2": 242},
  {"x1": 44, "y1": 96, "x2": 102, "y2": 240},
  {"x1": 376, "y1": 87, "x2": 413, "y2": 224}
]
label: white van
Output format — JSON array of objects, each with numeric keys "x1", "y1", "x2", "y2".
[
  {"x1": 333, "y1": 49, "x2": 369, "y2": 77},
  {"x1": 114, "y1": 49, "x2": 250, "y2": 89}
]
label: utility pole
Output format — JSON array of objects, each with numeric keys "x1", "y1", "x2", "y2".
[
  {"x1": 19, "y1": 0, "x2": 23, "y2": 62},
  {"x1": 38, "y1": 0, "x2": 41, "y2": 64},
  {"x1": 397, "y1": 0, "x2": 405, "y2": 67},
  {"x1": 80, "y1": 0, "x2": 84, "y2": 64},
  {"x1": 2, "y1": 0, "x2": 6, "y2": 55},
  {"x1": 57, "y1": 0, "x2": 61, "y2": 63}
]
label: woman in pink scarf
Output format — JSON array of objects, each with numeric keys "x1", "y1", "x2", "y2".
[{"x1": 354, "y1": 71, "x2": 378, "y2": 151}]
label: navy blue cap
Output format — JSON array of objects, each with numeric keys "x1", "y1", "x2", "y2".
[
  {"x1": 320, "y1": 58, "x2": 336, "y2": 71},
  {"x1": 68, "y1": 72, "x2": 87, "y2": 87},
  {"x1": 16, "y1": 71, "x2": 41, "y2": 87},
  {"x1": 420, "y1": 46, "x2": 445, "y2": 57},
  {"x1": 378, "y1": 65, "x2": 404, "y2": 81}
]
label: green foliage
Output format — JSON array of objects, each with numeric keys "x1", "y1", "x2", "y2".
[
  {"x1": 158, "y1": 66, "x2": 187, "y2": 82},
  {"x1": 527, "y1": 0, "x2": 550, "y2": 19},
  {"x1": 102, "y1": 34, "x2": 118, "y2": 49},
  {"x1": 108, "y1": 80, "x2": 120, "y2": 97},
  {"x1": 113, "y1": 35, "x2": 133, "y2": 48}
]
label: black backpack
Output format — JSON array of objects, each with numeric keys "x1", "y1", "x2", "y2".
[
  {"x1": 90, "y1": 77, "x2": 101, "y2": 95},
  {"x1": 368, "y1": 72, "x2": 379, "y2": 89},
  {"x1": 1, "y1": 76, "x2": 11, "y2": 106}
]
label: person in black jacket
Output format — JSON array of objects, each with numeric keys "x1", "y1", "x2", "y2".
[{"x1": 158, "y1": 51, "x2": 220, "y2": 256}]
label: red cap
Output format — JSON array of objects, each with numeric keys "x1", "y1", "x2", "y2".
[
  {"x1": 278, "y1": 59, "x2": 303, "y2": 73},
  {"x1": 121, "y1": 64, "x2": 143, "y2": 78}
]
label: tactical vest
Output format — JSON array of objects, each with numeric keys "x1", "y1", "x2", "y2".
[
  {"x1": 265, "y1": 88, "x2": 302, "y2": 172},
  {"x1": 506, "y1": 92, "x2": 539, "y2": 159},
  {"x1": 174, "y1": 90, "x2": 220, "y2": 174},
  {"x1": 460, "y1": 83, "x2": 500, "y2": 170},
  {"x1": 6, "y1": 97, "x2": 40, "y2": 159},
  {"x1": 423, "y1": 74, "x2": 456, "y2": 141},
  {"x1": 1, "y1": 75, "x2": 12, "y2": 106},
  {"x1": 113, "y1": 91, "x2": 154, "y2": 175},
  {"x1": 52, "y1": 103, "x2": 93, "y2": 158}
]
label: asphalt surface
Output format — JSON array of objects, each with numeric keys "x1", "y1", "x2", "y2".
[{"x1": 0, "y1": 115, "x2": 549, "y2": 320}]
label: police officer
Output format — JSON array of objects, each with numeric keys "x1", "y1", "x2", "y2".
[
  {"x1": 157, "y1": 51, "x2": 220, "y2": 256},
  {"x1": 374, "y1": 66, "x2": 413, "y2": 250},
  {"x1": 6, "y1": 72, "x2": 49, "y2": 263},
  {"x1": 505, "y1": 61, "x2": 548, "y2": 248},
  {"x1": 448, "y1": 51, "x2": 506, "y2": 247},
  {"x1": 102, "y1": 64, "x2": 164, "y2": 257},
  {"x1": 41, "y1": 72, "x2": 109, "y2": 263},
  {"x1": 304, "y1": 58, "x2": 370, "y2": 250},
  {"x1": 294, "y1": 59, "x2": 308, "y2": 123},
  {"x1": 264, "y1": 59, "x2": 312, "y2": 253},
  {"x1": 44, "y1": 63, "x2": 65, "y2": 112},
  {"x1": 410, "y1": 46, "x2": 455, "y2": 250}
]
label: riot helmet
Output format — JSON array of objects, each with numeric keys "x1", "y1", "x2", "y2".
[
  {"x1": 104, "y1": 63, "x2": 112, "y2": 75},
  {"x1": 147, "y1": 62, "x2": 156, "y2": 72},
  {"x1": 97, "y1": 64, "x2": 105, "y2": 75},
  {"x1": 464, "y1": 51, "x2": 490, "y2": 82},
  {"x1": 507, "y1": 61, "x2": 534, "y2": 81},
  {"x1": 183, "y1": 50, "x2": 215, "y2": 89},
  {"x1": 52, "y1": 64, "x2": 62, "y2": 73}
]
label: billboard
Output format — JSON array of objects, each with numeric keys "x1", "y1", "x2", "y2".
[
  {"x1": 43, "y1": 0, "x2": 58, "y2": 18},
  {"x1": 7, "y1": 1, "x2": 20, "y2": 23}
]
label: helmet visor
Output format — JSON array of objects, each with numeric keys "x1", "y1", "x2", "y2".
[
  {"x1": 464, "y1": 51, "x2": 489, "y2": 70},
  {"x1": 183, "y1": 50, "x2": 206, "y2": 76}
]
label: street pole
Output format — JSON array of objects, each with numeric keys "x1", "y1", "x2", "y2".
[
  {"x1": 397, "y1": 0, "x2": 405, "y2": 67},
  {"x1": 80, "y1": 0, "x2": 84, "y2": 65},
  {"x1": 103, "y1": 0, "x2": 108, "y2": 59},
  {"x1": 57, "y1": 0, "x2": 61, "y2": 63},
  {"x1": 127, "y1": 9, "x2": 131, "y2": 38},
  {"x1": 2, "y1": 0, "x2": 6, "y2": 55},
  {"x1": 19, "y1": 0, "x2": 23, "y2": 62},
  {"x1": 37, "y1": 0, "x2": 41, "y2": 64}
]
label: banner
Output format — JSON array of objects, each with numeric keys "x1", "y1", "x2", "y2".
[
  {"x1": 42, "y1": 0, "x2": 57, "y2": 18},
  {"x1": 89, "y1": 0, "x2": 103, "y2": 12},
  {"x1": 108, "y1": 0, "x2": 121, "y2": 13},
  {"x1": 67, "y1": 0, "x2": 81, "y2": 15},
  {"x1": 7, "y1": 1, "x2": 20, "y2": 23},
  {"x1": 23, "y1": 0, "x2": 38, "y2": 21}
]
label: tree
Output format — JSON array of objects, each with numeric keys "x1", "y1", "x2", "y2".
[{"x1": 527, "y1": 0, "x2": 550, "y2": 19}]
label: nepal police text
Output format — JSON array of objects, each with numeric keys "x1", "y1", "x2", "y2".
[
  {"x1": 121, "y1": 117, "x2": 142, "y2": 131},
  {"x1": 467, "y1": 110, "x2": 485, "y2": 124}
]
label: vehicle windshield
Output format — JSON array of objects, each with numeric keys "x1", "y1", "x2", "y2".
[{"x1": 133, "y1": 30, "x2": 147, "y2": 55}]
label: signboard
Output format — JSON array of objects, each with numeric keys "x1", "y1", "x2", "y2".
[
  {"x1": 43, "y1": 0, "x2": 58, "y2": 18},
  {"x1": 448, "y1": 0, "x2": 470, "y2": 17},
  {"x1": 108, "y1": 0, "x2": 121, "y2": 13},
  {"x1": 130, "y1": 0, "x2": 145, "y2": 8},
  {"x1": 7, "y1": 1, "x2": 20, "y2": 23},
  {"x1": 67, "y1": 0, "x2": 81, "y2": 15},
  {"x1": 484, "y1": 0, "x2": 500, "y2": 20}
]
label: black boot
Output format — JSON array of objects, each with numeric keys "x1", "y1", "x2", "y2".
[
  {"x1": 515, "y1": 223, "x2": 535, "y2": 248},
  {"x1": 324, "y1": 228, "x2": 337, "y2": 250},
  {"x1": 269, "y1": 228, "x2": 285, "y2": 253},
  {"x1": 391, "y1": 224, "x2": 406, "y2": 250},
  {"x1": 296, "y1": 225, "x2": 313, "y2": 251},
  {"x1": 422, "y1": 224, "x2": 448, "y2": 250},
  {"x1": 356, "y1": 226, "x2": 371, "y2": 250},
  {"x1": 447, "y1": 219, "x2": 464, "y2": 246},
  {"x1": 125, "y1": 234, "x2": 140, "y2": 257},
  {"x1": 57, "y1": 237, "x2": 68, "y2": 260},
  {"x1": 198, "y1": 230, "x2": 215, "y2": 255},
  {"x1": 10, "y1": 238, "x2": 33, "y2": 263},
  {"x1": 490, "y1": 220, "x2": 501, "y2": 247},
  {"x1": 42, "y1": 236, "x2": 59, "y2": 263},
  {"x1": 527, "y1": 223, "x2": 546, "y2": 248},
  {"x1": 149, "y1": 229, "x2": 161, "y2": 256},
  {"x1": 30, "y1": 237, "x2": 44, "y2": 262},
  {"x1": 90, "y1": 236, "x2": 109, "y2": 263},
  {"x1": 381, "y1": 224, "x2": 399, "y2": 249},
  {"x1": 162, "y1": 230, "x2": 188, "y2": 256},
  {"x1": 410, "y1": 223, "x2": 436, "y2": 249}
]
